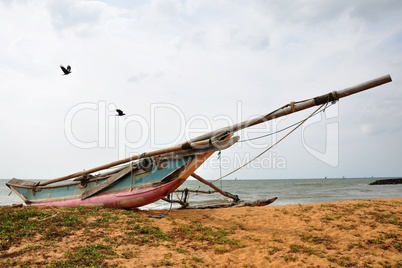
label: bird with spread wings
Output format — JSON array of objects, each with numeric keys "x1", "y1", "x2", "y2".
[
  {"x1": 60, "y1": 65, "x2": 71, "y2": 75},
  {"x1": 116, "y1": 109, "x2": 125, "y2": 116}
]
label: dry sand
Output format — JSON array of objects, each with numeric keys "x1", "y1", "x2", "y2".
[{"x1": 1, "y1": 198, "x2": 402, "y2": 267}]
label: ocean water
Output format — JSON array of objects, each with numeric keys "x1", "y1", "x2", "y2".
[{"x1": 1, "y1": 178, "x2": 401, "y2": 209}]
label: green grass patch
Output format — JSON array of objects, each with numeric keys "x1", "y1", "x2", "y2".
[
  {"x1": 131, "y1": 224, "x2": 170, "y2": 241},
  {"x1": 289, "y1": 244, "x2": 317, "y2": 255},
  {"x1": 267, "y1": 246, "x2": 280, "y2": 255},
  {"x1": 369, "y1": 212, "x2": 401, "y2": 227},
  {"x1": 49, "y1": 243, "x2": 116, "y2": 267},
  {"x1": 0, "y1": 207, "x2": 47, "y2": 250},
  {"x1": 159, "y1": 260, "x2": 174, "y2": 266},
  {"x1": 191, "y1": 255, "x2": 204, "y2": 263},
  {"x1": 299, "y1": 233, "x2": 335, "y2": 249}
]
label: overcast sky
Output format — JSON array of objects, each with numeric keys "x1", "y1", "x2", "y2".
[{"x1": 1, "y1": 0, "x2": 401, "y2": 181}]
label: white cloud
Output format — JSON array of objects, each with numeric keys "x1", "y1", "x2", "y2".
[{"x1": 47, "y1": 0, "x2": 107, "y2": 31}]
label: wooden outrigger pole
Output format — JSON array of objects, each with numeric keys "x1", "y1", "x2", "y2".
[
  {"x1": 191, "y1": 173, "x2": 239, "y2": 201},
  {"x1": 39, "y1": 74, "x2": 392, "y2": 187}
]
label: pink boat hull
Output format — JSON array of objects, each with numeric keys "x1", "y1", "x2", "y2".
[
  {"x1": 27, "y1": 152, "x2": 214, "y2": 208},
  {"x1": 30, "y1": 178, "x2": 183, "y2": 209}
]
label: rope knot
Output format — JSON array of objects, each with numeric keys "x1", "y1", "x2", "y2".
[{"x1": 290, "y1": 101, "x2": 296, "y2": 112}]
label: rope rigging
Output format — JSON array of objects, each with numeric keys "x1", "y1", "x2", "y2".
[
  {"x1": 210, "y1": 101, "x2": 332, "y2": 183},
  {"x1": 238, "y1": 101, "x2": 336, "y2": 143},
  {"x1": 147, "y1": 193, "x2": 174, "y2": 219},
  {"x1": 155, "y1": 99, "x2": 336, "y2": 207}
]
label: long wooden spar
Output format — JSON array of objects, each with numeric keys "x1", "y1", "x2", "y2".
[
  {"x1": 39, "y1": 74, "x2": 392, "y2": 186},
  {"x1": 190, "y1": 74, "x2": 392, "y2": 142}
]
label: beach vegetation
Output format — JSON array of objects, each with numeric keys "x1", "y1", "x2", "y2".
[
  {"x1": 378, "y1": 260, "x2": 396, "y2": 268},
  {"x1": 282, "y1": 254, "x2": 298, "y2": 262},
  {"x1": 289, "y1": 244, "x2": 317, "y2": 255},
  {"x1": 242, "y1": 234, "x2": 260, "y2": 242},
  {"x1": 267, "y1": 246, "x2": 280, "y2": 255},
  {"x1": 347, "y1": 241, "x2": 365, "y2": 250},
  {"x1": 382, "y1": 231, "x2": 398, "y2": 239},
  {"x1": 176, "y1": 247, "x2": 188, "y2": 254},
  {"x1": 367, "y1": 232, "x2": 402, "y2": 252},
  {"x1": 24, "y1": 243, "x2": 41, "y2": 251},
  {"x1": 95, "y1": 213, "x2": 119, "y2": 226},
  {"x1": 125, "y1": 212, "x2": 152, "y2": 224},
  {"x1": 320, "y1": 212, "x2": 342, "y2": 222},
  {"x1": 191, "y1": 255, "x2": 204, "y2": 263},
  {"x1": 338, "y1": 256, "x2": 358, "y2": 267},
  {"x1": 320, "y1": 203, "x2": 338, "y2": 210},
  {"x1": 299, "y1": 205, "x2": 313, "y2": 212},
  {"x1": 0, "y1": 207, "x2": 47, "y2": 250},
  {"x1": 369, "y1": 212, "x2": 400, "y2": 226},
  {"x1": 362, "y1": 260, "x2": 374, "y2": 268},
  {"x1": 366, "y1": 238, "x2": 384, "y2": 245},
  {"x1": 242, "y1": 263, "x2": 257, "y2": 268},
  {"x1": 270, "y1": 235, "x2": 284, "y2": 243},
  {"x1": 281, "y1": 209, "x2": 289, "y2": 215},
  {"x1": 393, "y1": 243, "x2": 402, "y2": 251},
  {"x1": 1, "y1": 199, "x2": 401, "y2": 267},
  {"x1": 159, "y1": 259, "x2": 174, "y2": 266},
  {"x1": 2, "y1": 260, "x2": 17, "y2": 267},
  {"x1": 214, "y1": 245, "x2": 232, "y2": 254},
  {"x1": 49, "y1": 243, "x2": 117, "y2": 267},
  {"x1": 120, "y1": 250, "x2": 138, "y2": 259},
  {"x1": 336, "y1": 223, "x2": 357, "y2": 230},
  {"x1": 299, "y1": 233, "x2": 335, "y2": 249},
  {"x1": 326, "y1": 256, "x2": 336, "y2": 263},
  {"x1": 353, "y1": 203, "x2": 371, "y2": 209},
  {"x1": 131, "y1": 224, "x2": 170, "y2": 241}
]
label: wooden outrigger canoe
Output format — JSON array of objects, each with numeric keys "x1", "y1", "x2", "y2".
[{"x1": 6, "y1": 75, "x2": 392, "y2": 208}]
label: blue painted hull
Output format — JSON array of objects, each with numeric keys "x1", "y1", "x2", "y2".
[{"x1": 7, "y1": 156, "x2": 200, "y2": 208}]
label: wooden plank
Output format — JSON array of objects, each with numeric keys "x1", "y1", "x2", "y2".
[
  {"x1": 233, "y1": 197, "x2": 278, "y2": 207},
  {"x1": 81, "y1": 166, "x2": 132, "y2": 200},
  {"x1": 189, "y1": 197, "x2": 278, "y2": 209},
  {"x1": 7, "y1": 178, "x2": 39, "y2": 187}
]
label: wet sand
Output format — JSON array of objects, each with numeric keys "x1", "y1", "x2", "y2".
[{"x1": 1, "y1": 198, "x2": 401, "y2": 267}]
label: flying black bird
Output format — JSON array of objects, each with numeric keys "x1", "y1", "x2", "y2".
[
  {"x1": 60, "y1": 65, "x2": 71, "y2": 75},
  {"x1": 116, "y1": 109, "x2": 125, "y2": 116}
]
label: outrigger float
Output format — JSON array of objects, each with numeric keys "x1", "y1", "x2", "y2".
[{"x1": 7, "y1": 75, "x2": 392, "y2": 209}]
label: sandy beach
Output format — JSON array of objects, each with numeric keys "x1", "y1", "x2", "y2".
[{"x1": 1, "y1": 198, "x2": 401, "y2": 267}]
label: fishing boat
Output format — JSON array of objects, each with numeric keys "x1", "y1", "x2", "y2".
[{"x1": 6, "y1": 75, "x2": 392, "y2": 209}]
